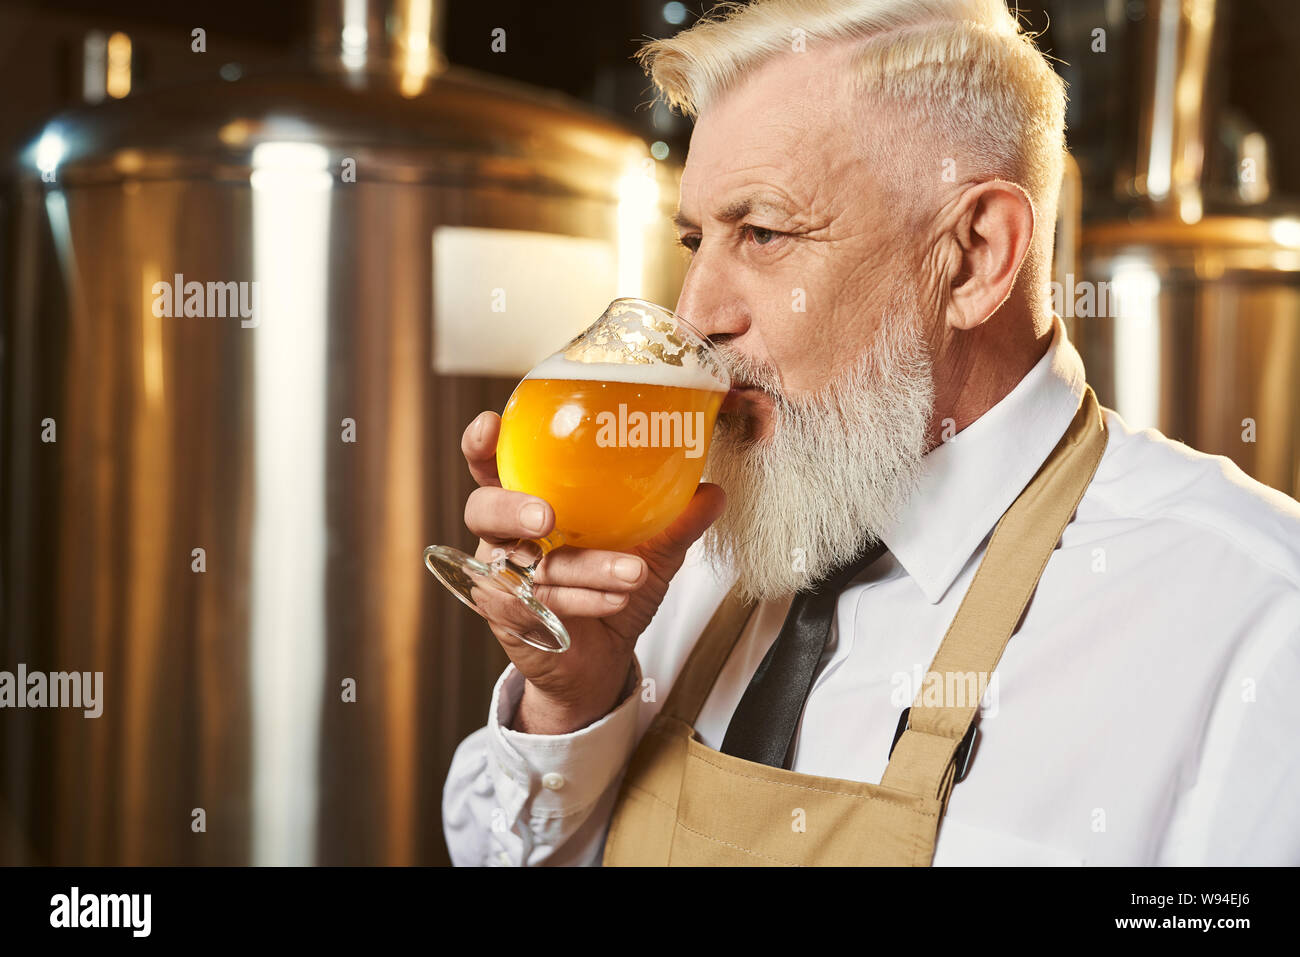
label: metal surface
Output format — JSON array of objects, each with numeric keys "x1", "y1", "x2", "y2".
[
  {"x1": 1130, "y1": 0, "x2": 1218, "y2": 222},
  {"x1": 1068, "y1": 0, "x2": 1300, "y2": 499},
  {"x1": 1078, "y1": 216, "x2": 1300, "y2": 497},
  {"x1": 1, "y1": 0, "x2": 685, "y2": 864}
]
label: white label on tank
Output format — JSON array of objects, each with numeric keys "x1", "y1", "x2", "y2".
[{"x1": 433, "y1": 227, "x2": 618, "y2": 377}]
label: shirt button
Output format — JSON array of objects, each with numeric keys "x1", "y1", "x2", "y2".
[
  {"x1": 541, "y1": 772, "x2": 565, "y2": 790},
  {"x1": 497, "y1": 851, "x2": 511, "y2": 866}
]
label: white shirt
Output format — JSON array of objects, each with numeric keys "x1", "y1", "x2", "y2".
[{"x1": 443, "y1": 314, "x2": 1300, "y2": 866}]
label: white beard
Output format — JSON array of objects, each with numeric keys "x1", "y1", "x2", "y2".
[{"x1": 701, "y1": 287, "x2": 935, "y2": 603}]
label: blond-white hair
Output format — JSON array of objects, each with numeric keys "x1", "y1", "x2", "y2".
[{"x1": 637, "y1": 0, "x2": 1067, "y2": 289}]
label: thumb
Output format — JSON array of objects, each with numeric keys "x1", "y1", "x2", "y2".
[{"x1": 634, "y1": 482, "x2": 726, "y2": 582}]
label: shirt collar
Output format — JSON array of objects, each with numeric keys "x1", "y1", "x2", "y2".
[{"x1": 876, "y1": 313, "x2": 1087, "y2": 604}]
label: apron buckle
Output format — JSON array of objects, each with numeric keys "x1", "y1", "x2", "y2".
[{"x1": 889, "y1": 708, "x2": 980, "y2": 783}]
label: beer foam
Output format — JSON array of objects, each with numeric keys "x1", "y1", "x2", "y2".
[{"x1": 523, "y1": 353, "x2": 729, "y2": 391}]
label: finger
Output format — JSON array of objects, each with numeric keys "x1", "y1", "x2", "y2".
[
  {"x1": 534, "y1": 548, "x2": 646, "y2": 591},
  {"x1": 465, "y1": 486, "x2": 554, "y2": 545},
  {"x1": 530, "y1": 582, "x2": 631, "y2": 618},
  {"x1": 635, "y1": 482, "x2": 727, "y2": 579},
  {"x1": 461, "y1": 411, "x2": 502, "y2": 488}
]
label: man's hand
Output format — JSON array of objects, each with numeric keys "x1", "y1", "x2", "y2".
[{"x1": 460, "y1": 410, "x2": 726, "y2": 734}]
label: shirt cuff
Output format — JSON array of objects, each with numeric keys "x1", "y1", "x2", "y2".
[{"x1": 487, "y1": 658, "x2": 643, "y2": 820}]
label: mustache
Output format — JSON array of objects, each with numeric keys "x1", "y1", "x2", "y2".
[
  {"x1": 711, "y1": 307, "x2": 935, "y2": 412},
  {"x1": 714, "y1": 343, "x2": 783, "y2": 396}
]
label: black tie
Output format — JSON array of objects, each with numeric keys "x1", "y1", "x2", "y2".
[{"x1": 719, "y1": 539, "x2": 888, "y2": 769}]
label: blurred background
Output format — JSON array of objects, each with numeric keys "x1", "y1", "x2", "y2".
[{"x1": 1, "y1": 0, "x2": 1297, "y2": 865}]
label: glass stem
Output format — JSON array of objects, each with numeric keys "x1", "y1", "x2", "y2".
[{"x1": 493, "y1": 531, "x2": 565, "y2": 582}]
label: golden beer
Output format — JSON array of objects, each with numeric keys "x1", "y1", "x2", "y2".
[
  {"x1": 498, "y1": 358, "x2": 726, "y2": 552},
  {"x1": 426, "y1": 297, "x2": 730, "y2": 652}
]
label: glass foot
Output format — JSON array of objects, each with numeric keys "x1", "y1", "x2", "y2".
[{"x1": 424, "y1": 544, "x2": 571, "y2": 653}]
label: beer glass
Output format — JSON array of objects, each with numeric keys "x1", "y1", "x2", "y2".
[{"x1": 425, "y1": 298, "x2": 730, "y2": 653}]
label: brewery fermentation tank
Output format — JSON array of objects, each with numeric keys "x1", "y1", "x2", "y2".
[
  {"x1": 1063, "y1": 0, "x2": 1300, "y2": 496},
  {"x1": 0, "y1": 0, "x2": 685, "y2": 864},
  {"x1": 1077, "y1": 217, "x2": 1300, "y2": 496}
]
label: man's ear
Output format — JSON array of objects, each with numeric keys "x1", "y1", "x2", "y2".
[{"x1": 943, "y1": 180, "x2": 1035, "y2": 332}]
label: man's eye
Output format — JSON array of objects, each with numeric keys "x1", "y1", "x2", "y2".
[
  {"x1": 743, "y1": 225, "x2": 778, "y2": 246},
  {"x1": 677, "y1": 234, "x2": 701, "y2": 254}
]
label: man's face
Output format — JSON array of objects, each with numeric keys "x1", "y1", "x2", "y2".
[
  {"x1": 673, "y1": 44, "x2": 927, "y2": 442},
  {"x1": 673, "y1": 46, "x2": 940, "y2": 598}
]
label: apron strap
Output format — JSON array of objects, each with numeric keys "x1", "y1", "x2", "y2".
[
  {"x1": 660, "y1": 585, "x2": 756, "y2": 726},
  {"x1": 880, "y1": 386, "x2": 1108, "y2": 810}
]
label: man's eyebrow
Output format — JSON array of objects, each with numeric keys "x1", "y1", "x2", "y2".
[
  {"x1": 672, "y1": 193, "x2": 795, "y2": 231},
  {"x1": 671, "y1": 208, "x2": 697, "y2": 230}
]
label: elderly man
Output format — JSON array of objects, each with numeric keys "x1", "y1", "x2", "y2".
[{"x1": 442, "y1": 0, "x2": 1300, "y2": 865}]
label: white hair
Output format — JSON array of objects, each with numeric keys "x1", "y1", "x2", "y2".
[{"x1": 637, "y1": 0, "x2": 1067, "y2": 291}]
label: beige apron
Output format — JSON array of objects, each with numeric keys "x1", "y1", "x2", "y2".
[{"x1": 603, "y1": 386, "x2": 1108, "y2": 866}]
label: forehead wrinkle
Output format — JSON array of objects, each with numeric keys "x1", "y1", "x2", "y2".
[
  {"x1": 681, "y1": 111, "x2": 852, "y2": 216},
  {"x1": 674, "y1": 179, "x2": 803, "y2": 229}
]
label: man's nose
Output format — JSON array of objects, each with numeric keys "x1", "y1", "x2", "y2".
[{"x1": 673, "y1": 256, "x2": 750, "y2": 342}]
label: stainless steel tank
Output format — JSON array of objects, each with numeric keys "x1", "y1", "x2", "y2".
[
  {"x1": 1078, "y1": 217, "x2": 1300, "y2": 495},
  {"x1": 1, "y1": 0, "x2": 686, "y2": 864},
  {"x1": 1068, "y1": 0, "x2": 1300, "y2": 496}
]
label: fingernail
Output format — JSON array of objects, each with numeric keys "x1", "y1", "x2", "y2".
[
  {"x1": 604, "y1": 592, "x2": 626, "y2": 605},
  {"x1": 614, "y1": 557, "x2": 642, "y2": 583},
  {"x1": 473, "y1": 413, "x2": 488, "y2": 443},
  {"x1": 520, "y1": 502, "x2": 547, "y2": 534}
]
